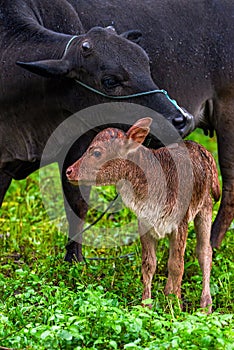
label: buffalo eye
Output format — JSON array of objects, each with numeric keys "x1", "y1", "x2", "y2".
[
  {"x1": 93, "y1": 150, "x2": 102, "y2": 158},
  {"x1": 82, "y1": 41, "x2": 91, "y2": 50},
  {"x1": 81, "y1": 41, "x2": 92, "y2": 55},
  {"x1": 102, "y1": 76, "x2": 120, "y2": 90}
]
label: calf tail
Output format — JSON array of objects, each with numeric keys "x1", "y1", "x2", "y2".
[
  {"x1": 211, "y1": 158, "x2": 221, "y2": 202},
  {"x1": 201, "y1": 146, "x2": 221, "y2": 202}
]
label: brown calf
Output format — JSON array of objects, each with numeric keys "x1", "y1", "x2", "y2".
[{"x1": 66, "y1": 118, "x2": 220, "y2": 312}]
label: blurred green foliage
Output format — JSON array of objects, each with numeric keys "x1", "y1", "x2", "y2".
[{"x1": 0, "y1": 129, "x2": 233, "y2": 349}]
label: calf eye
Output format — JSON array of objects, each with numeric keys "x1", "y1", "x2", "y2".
[
  {"x1": 102, "y1": 76, "x2": 120, "y2": 89},
  {"x1": 93, "y1": 150, "x2": 102, "y2": 158}
]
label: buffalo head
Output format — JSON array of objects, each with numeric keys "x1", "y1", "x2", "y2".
[{"x1": 17, "y1": 26, "x2": 194, "y2": 138}]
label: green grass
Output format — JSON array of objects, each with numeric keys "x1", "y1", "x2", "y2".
[{"x1": 0, "y1": 129, "x2": 234, "y2": 349}]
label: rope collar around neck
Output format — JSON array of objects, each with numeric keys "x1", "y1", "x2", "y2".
[{"x1": 63, "y1": 35, "x2": 187, "y2": 116}]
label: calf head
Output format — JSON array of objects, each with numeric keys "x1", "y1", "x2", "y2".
[
  {"x1": 17, "y1": 26, "x2": 193, "y2": 137},
  {"x1": 66, "y1": 117, "x2": 152, "y2": 186}
]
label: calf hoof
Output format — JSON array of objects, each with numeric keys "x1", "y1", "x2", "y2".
[
  {"x1": 200, "y1": 295, "x2": 212, "y2": 314},
  {"x1": 141, "y1": 299, "x2": 153, "y2": 309},
  {"x1": 201, "y1": 305, "x2": 212, "y2": 314}
]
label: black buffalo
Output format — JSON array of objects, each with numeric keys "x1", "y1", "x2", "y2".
[
  {"x1": 0, "y1": 0, "x2": 233, "y2": 261},
  {"x1": 81, "y1": 0, "x2": 234, "y2": 250},
  {"x1": 0, "y1": 0, "x2": 192, "y2": 261}
]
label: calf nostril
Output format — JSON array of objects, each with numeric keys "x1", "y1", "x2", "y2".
[{"x1": 66, "y1": 167, "x2": 73, "y2": 177}]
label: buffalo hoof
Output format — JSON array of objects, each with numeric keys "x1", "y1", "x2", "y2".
[
  {"x1": 64, "y1": 240, "x2": 83, "y2": 263},
  {"x1": 210, "y1": 229, "x2": 222, "y2": 249}
]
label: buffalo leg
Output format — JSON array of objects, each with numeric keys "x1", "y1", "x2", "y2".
[
  {"x1": 0, "y1": 171, "x2": 12, "y2": 207},
  {"x1": 211, "y1": 94, "x2": 234, "y2": 248},
  {"x1": 194, "y1": 201, "x2": 212, "y2": 313},
  {"x1": 60, "y1": 129, "x2": 97, "y2": 262},
  {"x1": 61, "y1": 166, "x2": 90, "y2": 262}
]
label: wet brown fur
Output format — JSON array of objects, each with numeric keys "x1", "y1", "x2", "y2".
[{"x1": 67, "y1": 118, "x2": 220, "y2": 312}]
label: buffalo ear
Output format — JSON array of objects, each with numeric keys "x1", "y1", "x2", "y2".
[
  {"x1": 16, "y1": 59, "x2": 73, "y2": 78},
  {"x1": 121, "y1": 29, "x2": 142, "y2": 44},
  {"x1": 125, "y1": 117, "x2": 152, "y2": 152},
  {"x1": 105, "y1": 26, "x2": 117, "y2": 34}
]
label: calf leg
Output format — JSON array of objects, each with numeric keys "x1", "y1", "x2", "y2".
[
  {"x1": 164, "y1": 222, "x2": 187, "y2": 300},
  {"x1": 211, "y1": 93, "x2": 234, "y2": 248},
  {"x1": 139, "y1": 221, "x2": 157, "y2": 302},
  {"x1": 194, "y1": 202, "x2": 213, "y2": 313},
  {"x1": 0, "y1": 171, "x2": 12, "y2": 207}
]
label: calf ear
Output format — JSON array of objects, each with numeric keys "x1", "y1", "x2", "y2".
[
  {"x1": 126, "y1": 117, "x2": 152, "y2": 150},
  {"x1": 121, "y1": 30, "x2": 142, "y2": 44},
  {"x1": 16, "y1": 59, "x2": 73, "y2": 78}
]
